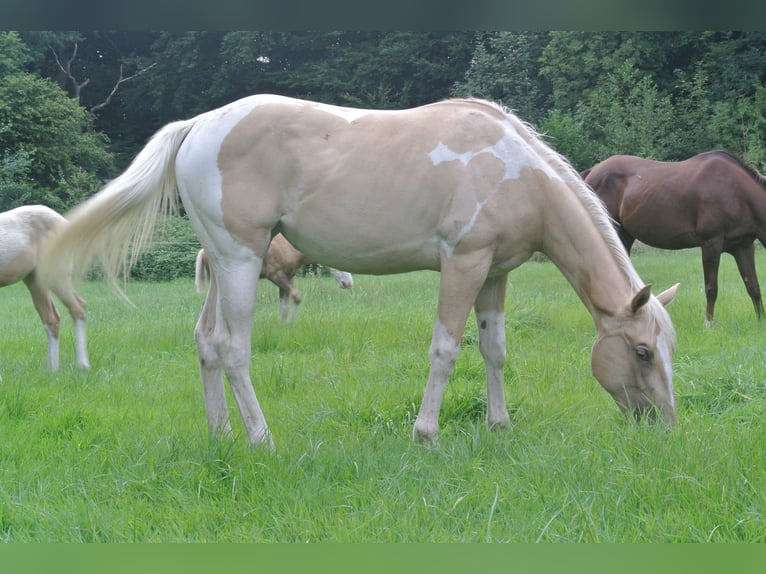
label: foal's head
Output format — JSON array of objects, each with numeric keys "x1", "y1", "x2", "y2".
[{"x1": 590, "y1": 284, "x2": 679, "y2": 424}]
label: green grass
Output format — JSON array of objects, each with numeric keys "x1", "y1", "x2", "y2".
[{"x1": 1, "y1": 247, "x2": 765, "y2": 542}]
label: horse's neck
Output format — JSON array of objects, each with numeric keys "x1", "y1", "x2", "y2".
[{"x1": 540, "y1": 186, "x2": 636, "y2": 324}]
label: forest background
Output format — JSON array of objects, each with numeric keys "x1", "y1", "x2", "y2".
[{"x1": 2, "y1": 30, "x2": 765, "y2": 277}]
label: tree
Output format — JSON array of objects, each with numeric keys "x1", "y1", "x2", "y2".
[
  {"x1": 0, "y1": 32, "x2": 114, "y2": 211},
  {"x1": 451, "y1": 31, "x2": 550, "y2": 123},
  {"x1": 532, "y1": 62, "x2": 679, "y2": 171}
]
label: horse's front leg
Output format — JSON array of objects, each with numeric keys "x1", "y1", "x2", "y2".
[
  {"x1": 474, "y1": 273, "x2": 511, "y2": 431},
  {"x1": 413, "y1": 250, "x2": 492, "y2": 446},
  {"x1": 701, "y1": 240, "x2": 723, "y2": 327}
]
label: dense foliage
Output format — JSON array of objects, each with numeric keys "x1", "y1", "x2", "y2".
[{"x1": 2, "y1": 30, "x2": 766, "y2": 278}]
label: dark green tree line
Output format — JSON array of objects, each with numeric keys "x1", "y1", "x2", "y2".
[
  {"x1": 3, "y1": 30, "x2": 766, "y2": 216},
  {"x1": 454, "y1": 31, "x2": 766, "y2": 171}
]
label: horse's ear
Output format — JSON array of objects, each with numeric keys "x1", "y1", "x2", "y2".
[
  {"x1": 630, "y1": 284, "x2": 653, "y2": 313},
  {"x1": 656, "y1": 283, "x2": 680, "y2": 307}
]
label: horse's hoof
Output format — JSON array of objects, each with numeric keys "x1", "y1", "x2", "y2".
[{"x1": 412, "y1": 423, "x2": 439, "y2": 448}]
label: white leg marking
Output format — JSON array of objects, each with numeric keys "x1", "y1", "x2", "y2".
[
  {"x1": 44, "y1": 325, "x2": 59, "y2": 371},
  {"x1": 74, "y1": 318, "x2": 90, "y2": 370},
  {"x1": 413, "y1": 319, "x2": 460, "y2": 444},
  {"x1": 476, "y1": 310, "x2": 511, "y2": 429}
]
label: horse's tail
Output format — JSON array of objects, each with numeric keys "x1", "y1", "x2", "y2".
[
  {"x1": 194, "y1": 248, "x2": 211, "y2": 293},
  {"x1": 39, "y1": 118, "x2": 197, "y2": 299}
]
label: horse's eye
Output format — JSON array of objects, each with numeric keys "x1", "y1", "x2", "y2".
[{"x1": 635, "y1": 345, "x2": 652, "y2": 362}]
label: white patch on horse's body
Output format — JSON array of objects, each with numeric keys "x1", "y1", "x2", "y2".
[
  {"x1": 310, "y1": 101, "x2": 373, "y2": 123},
  {"x1": 429, "y1": 130, "x2": 562, "y2": 183},
  {"x1": 439, "y1": 199, "x2": 489, "y2": 257}
]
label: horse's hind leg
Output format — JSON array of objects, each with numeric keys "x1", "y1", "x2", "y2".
[
  {"x1": 731, "y1": 242, "x2": 764, "y2": 320},
  {"x1": 194, "y1": 271, "x2": 233, "y2": 439},
  {"x1": 23, "y1": 276, "x2": 60, "y2": 370},
  {"x1": 50, "y1": 280, "x2": 90, "y2": 370},
  {"x1": 474, "y1": 273, "x2": 511, "y2": 431},
  {"x1": 205, "y1": 255, "x2": 273, "y2": 447}
]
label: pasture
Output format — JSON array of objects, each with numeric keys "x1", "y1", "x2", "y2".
[{"x1": 0, "y1": 248, "x2": 764, "y2": 542}]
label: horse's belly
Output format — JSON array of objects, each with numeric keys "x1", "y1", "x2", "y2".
[{"x1": 623, "y1": 220, "x2": 700, "y2": 249}]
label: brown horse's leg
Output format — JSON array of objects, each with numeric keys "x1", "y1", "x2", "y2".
[
  {"x1": 474, "y1": 272, "x2": 511, "y2": 431},
  {"x1": 701, "y1": 241, "x2": 723, "y2": 327},
  {"x1": 23, "y1": 276, "x2": 60, "y2": 370},
  {"x1": 619, "y1": 229, "x2": 636, "y2": 254},
  {"x1": 730, "y1": 243, "x2": 764, "y2": 320}
]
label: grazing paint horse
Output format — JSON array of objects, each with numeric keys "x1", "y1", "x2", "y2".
[
  {"x1": 582, "y1": 151, "x2": 766, "y2": 326},
  {"x1": 39, "y1": 95, "x2": 679, "y2": 448},
  {"x1": 195, "y1": 233, "x2": 354, "y2": 322},
  {"x1": 0, "y1": 205, "x2": 90, "y2": 370}
]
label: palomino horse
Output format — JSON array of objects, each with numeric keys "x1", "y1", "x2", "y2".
[
  {"x1": 0, "y1": 205, "x2": 90, "y2": 370},
  {"x1": 195, "y1": 233, "x2": 353, "y2": 322},
  {"x1": 582, "y1": 151, "x2": 766, "y2": 326},
  {"x1": 39, "y1": 95, "x2": 678, "y2": 448}
]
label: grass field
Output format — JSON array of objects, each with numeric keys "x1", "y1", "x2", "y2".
[{"x1": 0, "y1": 247, "x2": 765, "y2": 542}]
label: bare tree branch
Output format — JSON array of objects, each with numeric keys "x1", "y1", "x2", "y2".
[
  {"x1": 50, "y1": 42, "x2": 90, "y2": 99},
  {"x1": 90, "y1": 62, "x2": 157, "y2": 113},
  {"x1": 49, "y1": 42, "x2": 157, "y2": 113}
]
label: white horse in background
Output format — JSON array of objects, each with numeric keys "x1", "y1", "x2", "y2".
[
  {"x1": 0, "y1": 205, "x2": 90, "y2": 371},
  {"x1": 40, "y1": 95, "x2": 678, "y2": 449},
  {"x1": 195, "y1": 233, "x2": 353, "y2": 323}
]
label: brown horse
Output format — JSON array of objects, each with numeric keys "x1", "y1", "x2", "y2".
[
  {"x1": 195, "y1": 233, "x2": 353, "y2": 322},
  {"x1": 582, "y1": 151, "x2": 766, "y2": 326},
  {"x1": 39, "y1": 95, "x2": 678, "y2": 448},
  {"x1": 0, "y1": 205, "x2": 90, "y2": 371}
]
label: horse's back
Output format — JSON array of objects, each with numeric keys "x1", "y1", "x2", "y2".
[
  {"x1": 585, "y1": 152, "x2": 766, "y2": 248},
  {"x1": 0, "y1": 205, "x2": 65, "y2": 285},
  {"x1": 177, "y1": 95, "x2": 554, "y2": 276}
]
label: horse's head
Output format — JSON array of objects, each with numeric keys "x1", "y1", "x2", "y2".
[{"x1": 590, "y1": 283, "x2": 680, "y2": 424}]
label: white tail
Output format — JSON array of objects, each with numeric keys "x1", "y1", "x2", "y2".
[
  {"x1": 194, "y1": 248, "x2": 210, "y2": 293},
  {"x1": 39, "y1": 118, "x2": 196, "y2": 297}
]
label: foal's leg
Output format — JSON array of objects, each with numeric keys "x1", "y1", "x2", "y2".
[
  {"x1": 474, "y1": 273, "x2": 511, "y2": 431},
  {"x1": 23, "y1": 276, "x2": 60, "y2": 370},
  {"x1": 701, "y1": 240, "x2": 723, "y2": 327},
  {"x1": 50, "y1": 279, "x2": 90, "y2": 370},
  {"x1": 730, "y1": 243, "x2": 764, "y2": 320},
  {"x1": 413, "y1": 251, "x2": 492, "y2": 445},
  {"x1": 269, "y1": 273, "x2": 301, "y2": 323}
]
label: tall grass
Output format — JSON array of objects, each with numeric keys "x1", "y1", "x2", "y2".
[{"x1": 0, "y1": 248, "x2": 764, "y2": 541}]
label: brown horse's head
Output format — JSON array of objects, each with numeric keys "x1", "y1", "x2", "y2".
[{"x1": 590, "y1": 283, "x2": 679, "y2": 424}]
